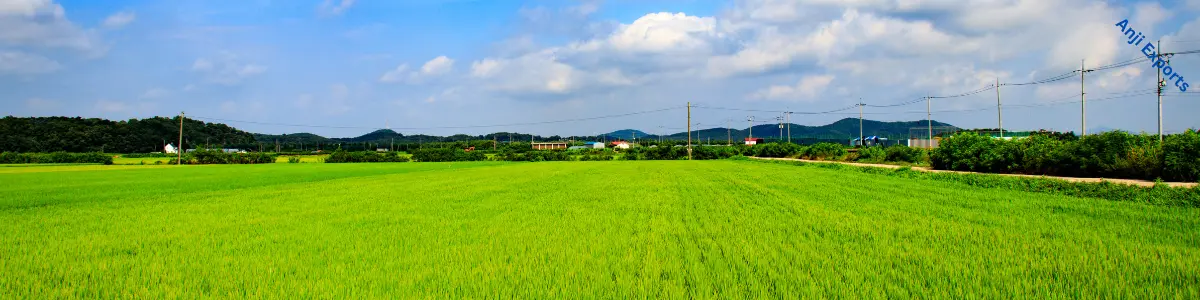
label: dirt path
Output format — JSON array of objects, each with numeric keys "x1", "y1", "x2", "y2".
[{"x1": 753, "y1": 157, "x2": 1199, "y2": 188}]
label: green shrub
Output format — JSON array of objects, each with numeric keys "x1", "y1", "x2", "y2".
[
  {"x1": 0, "y1": 152, "x2": 113, "y2": 165},
  {"x1": 932, "y1": 132, "x2": 998, "y2": 172},
  {"x1": 325, "y1": 150, "x2": 410, "y2": 163},
  {"x1": 287, "y1": 156, "x2": 302, "y2": 163},
  {"x1": 169, "y1": 150, "x2": 275, "y2": 165},
  {"x1": 884, "y1": 145, "x2": 926, "y2": 164},
  {"x1": 855, "y1": 146, "x2": 886, "y2": 163},
  {"x1": 500, "y1": 150, "x2": 571, "y2": 162},
  {"x1": 805, "y1": 143, "x2": 847, "y2": 160},
  {"x1": 754, "y1": 143, "x2": 804, "y2": 158},
  {"x1": 1163, "y1": 129, "x2": 1200, "y2": 182}
]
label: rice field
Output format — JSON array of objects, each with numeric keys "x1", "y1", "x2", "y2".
[{"x1": 1, "y1": 161, "x2": 1196, "y2": 298}]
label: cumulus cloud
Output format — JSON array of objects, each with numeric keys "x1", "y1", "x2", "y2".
[
  {"x1": 379, "y1": 56, "x2": 456, "y2": 83},
  {"x1": 0, "y1": 0, "x2": 105, "y2": 54},
  {"x1": 750, "y1": 75, "x2": 835, "y2": 101},
  {"x1": 0, "y1": 50, "x2": 61, "y2": 74},
  {"x1": 102, "y1": 11, "x2": 135, "y2": 29},
  {"x1": 189, "y1": 54, "x2": 266, "y2": 85},
  {"x1": 317, "y1": 0, "x2": 356, "y2": 17}
]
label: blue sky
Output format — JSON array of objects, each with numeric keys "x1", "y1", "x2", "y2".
[{"x1": 3, "y1": 0, "x2": 1199, "y2": 137}]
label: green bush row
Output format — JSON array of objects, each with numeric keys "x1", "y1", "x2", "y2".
[
  {"x1": 498, "y1": 151, "x2": 572, "y2": 162},
  {"x1": 169, "y1": 150, "x2": 276, "y2": 165},
  {"x1": 325, "y1": 151, "x2": 410, "y2": 163},
  {"x1": 122, "y1": 152, "x2": 173, "y2": 158},
  {"x1": 932, "y1": 130, "x2": 1200, "y2": 182},
  {"x1": 0, "y1": 152, "x2": 113, "y2": 165},
  {"x1": 411, "y1": 148, "x2": 487, "y2": 162},
  {"x1": 758, "y1": 159, "x2": 1200, "y2": 208}
]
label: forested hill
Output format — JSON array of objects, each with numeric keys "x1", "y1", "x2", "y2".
[
  {"x1": 0, "y1": 116, "x2": 255, "y2": 153},
  {"x1": 655, "y1": 118, "x2": 958, "y2": 141},
  {"x1": 1, "y1": 116, "x2": 957, "y2": 153}
]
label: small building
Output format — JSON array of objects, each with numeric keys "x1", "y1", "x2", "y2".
[
  {"x1": 532, "y1": 142, "x2": 568, "y2": 150},
  {"x1": 851, "y1": 136, "x2": 888, "y2": 147},
  {"x1": 164, "y1": 144, "x2": 178, "y2": 154},
  {"x1": 611, "y1": 141, "x2": 631, "y2": 149},
  {"x1": 584, "y1": 142, "x2": 605, "y2": 149},
  {"x1": 744, "y1": 138, "x2": 764, "y2": 146}
]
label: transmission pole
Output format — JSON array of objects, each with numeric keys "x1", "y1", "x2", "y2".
[
  {"x1": 727, "y1": 120, "x2": 731, "y2": 146},
  {"x1": 1158, "y1": 40, "x2": 1165, "y2": 142},
  {"x1": 777, "y1": 115, "x2": 783, "y2": 142},
  {"x1": 858, "y1": 99, "x2": 864, "y2": 147},
  {"x1": 1081, "y1": 59, "x2": 1087, "y2": 136},
  {"x1": 177, "y1": 111, "x2": 184, "y2": 165},
  {"x1": 786, "y1": 112, "x2": 791, "y2": 144},
  {"x1": 686, "y1": 102, "x2": 692, "y2": 160},
  {"x1": 748, "y1": 116, "x2": 754, "y2": 140},
  {"x1": 996, "y1": 78, "x2": 1003, "y2": 138},
  {"x1": 926, "y1": 96, "x2": 932, "y2": 148}
]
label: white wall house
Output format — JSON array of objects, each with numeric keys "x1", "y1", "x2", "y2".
[{"x1": 164, "y1": 144, "x2": 178, "y2": 154}]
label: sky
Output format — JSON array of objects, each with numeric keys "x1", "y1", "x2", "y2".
[{"x1": 2, "y1": 0, "x2": 1200, "y2": 138}]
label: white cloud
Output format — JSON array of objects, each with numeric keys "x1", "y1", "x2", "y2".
[
  {"x1": 191, "y1": 58, "x2": 213, "y2": 71},
  {"x1": 102, "y1": 11, "x2": 135, "y2": 29},
  {"x1": 421, "y1": 56, "x2": 454, "y2": 76},
  {"x1": 379, "y1": 56, "x2": 455, "y2": 83},
  {"x1": 0, "y1": 50, "x2": 60, "y2": 74},
  {"x1": 750, "y1": 75, "x2": 835, "y2": 101},
  {"x1": 317, "y1": 0, "x2": 356, "y2": 17},
  {"x1": 379, "y1": 64, "x2": 409, "y2": 83},
  {"x1": 189, "y1": 54, "x2": 267, "y2": 85},
  {"x1": 139, "y1": 88, "x2": 169, "y2": 99},
  {"x1": 0, "y1": 0, "x2": 104, "y2": 54}
]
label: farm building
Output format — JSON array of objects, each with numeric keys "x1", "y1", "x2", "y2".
[
  {"x1": 532, "y1": 142, "x2": 568, "y2": 150},
  {"x1": 585, "y1": 142, "x2": 605, "y2": 149},
  {"x1": 611, "y1": 141, "x2": 631, "y2": 149},
  {"x1": 851, "y1": 136, "x2": 888, "y2": 147},
  {"x1": 567, "y1": 146, "x2": 590, "y2": 150},
  {"x1": 744, "y1": 138, "x2": 764, "y2": 146},
  {"x1": 164, "y1": 144, "x2": 178, "y2": 154}
]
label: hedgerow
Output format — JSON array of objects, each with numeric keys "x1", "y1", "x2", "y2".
[
  {"x1": 411, "y1": 148, "x2": 487, "y2": 162},
  {"x1": 169, "y1": 150, "x2": 276, "y2": 164},
  {"x1": 756, "y1": 159, "x2": 1200, "y2": 207},
  {"x1": 325, "y1": 150, "x2": 410, "y2": 163},
  {"x1": 0, "y1": 152, "x2": 113, "y2": 165},
  {"x1": 933, "y1": 130, "x2": 1200, "y2": 182}
]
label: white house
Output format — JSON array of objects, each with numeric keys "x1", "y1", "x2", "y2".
[{"x1": 164, "y1": 144, "x2": 178, "y2": 154}]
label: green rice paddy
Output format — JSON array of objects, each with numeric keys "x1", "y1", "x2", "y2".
[{"x1": 1, "y1": 161, "x2": 1196, "y2": 298}]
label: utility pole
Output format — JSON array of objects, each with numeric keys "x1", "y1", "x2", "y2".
[
  {"x1": 493, "y1": 135, "x2": 497, "y2": 151},
  {"x1": 926, "y1": 96, "x2": 932, "y2": 148},
  {"x1": 177, "y1": 111, "x2": 184, "y2": 165},
  {"x1": 859, "y1": 103, "x2": 865, "y2": 145},
  {"x1": 1081, "y1": 59, "x2": 1087, "y2": 136},
  {"x1": 777, "y1": 116, "x2": 783, "y2": 142},
  {"x1": 748, "y1": 116, "x2": 754, "y2": 139},
  {"x1": 786, "y1": 112, "x2": 792, "y2": 144},
  {"x1": 687, "y1": 102, "x2": 692, "y2": 160},
  {"x1": 1158, "y1": 40, "x2": 1165, "y2": 142},
  {"x1": 996, "y1": 78, "x2": 1003, "y2": 138}
]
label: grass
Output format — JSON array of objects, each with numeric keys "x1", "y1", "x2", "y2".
[{"x1": 1, "y1": 161, "x2": 1197, "y2": 298}]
